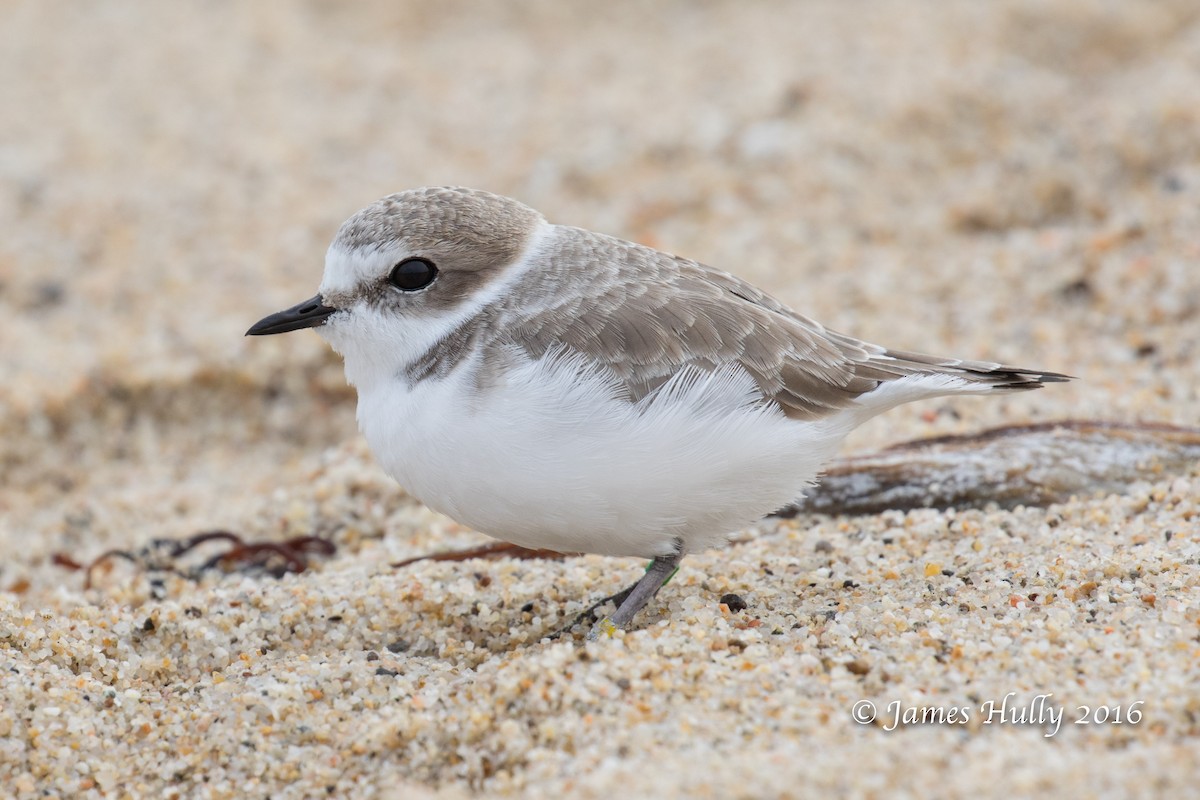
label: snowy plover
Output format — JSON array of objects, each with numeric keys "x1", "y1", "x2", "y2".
[{"x1": 248, "y1": 187, "x2": 1067, "y2": 639}]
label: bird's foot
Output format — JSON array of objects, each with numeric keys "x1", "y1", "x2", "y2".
[
  {"x1": 551, "y1": 547, "x2": 684, "y2": 641},
  {"x1": 587, "y1": 616, "x2": 620, "y2": 641}
]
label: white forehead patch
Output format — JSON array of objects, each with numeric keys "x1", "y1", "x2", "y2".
[{"x1": 319, "y1": 240, "x2": 408, "y2": 301}]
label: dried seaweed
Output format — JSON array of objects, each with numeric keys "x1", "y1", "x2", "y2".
[
  {"x1": 391, "y1": 542, "x2": 569, "y2": 568},
  {"x1": 54, "y1": 530, "x2": 337, "y2": 589}
]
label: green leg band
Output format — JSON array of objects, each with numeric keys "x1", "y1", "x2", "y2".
[{"x1": 647, "y1": 561, "x2": 680, "y2": 586}]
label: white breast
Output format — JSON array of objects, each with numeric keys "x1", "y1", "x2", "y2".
[{"x1": 355, "y1": 347, "x2": 856, "y2": 558}]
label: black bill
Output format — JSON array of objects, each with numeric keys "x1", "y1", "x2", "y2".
[{"x1": 246, "y1": 295, "x2": 336, "y2": 336}]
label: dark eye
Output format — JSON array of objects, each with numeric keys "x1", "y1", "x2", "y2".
[{"x1": 388, "y1": 258, "x2": 438, "y2": 291}]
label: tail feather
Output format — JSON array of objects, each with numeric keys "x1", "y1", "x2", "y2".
[
  {"x1": 834, "y1": 342, "x2": 1073, "y2": 425},
  {"x1": 871, "y1": 347, "x2": 1072, "y2": 393},
  {"x1": 829, "y1": 329, "x2": 1072, "y2": 394}
]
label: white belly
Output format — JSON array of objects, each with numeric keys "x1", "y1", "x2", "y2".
[{"x1": 355, "y1": 349, "x2": 854, "y2": 558}]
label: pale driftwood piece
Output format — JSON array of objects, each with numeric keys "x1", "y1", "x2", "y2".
[{"x1": 775, "y1": 420, "x2": 1200, "y2": 517}]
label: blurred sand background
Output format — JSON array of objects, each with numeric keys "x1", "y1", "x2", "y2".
[{"x1": 2, "y1": 1, "x2": 1199, "y2": 797}]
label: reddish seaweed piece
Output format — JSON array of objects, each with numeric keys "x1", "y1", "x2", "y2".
[
  {"x1": 52, "y1": 530, "x2": 337, "y2": 589},
  {"x1": 391, "y1": 541, "x2": 570, "y2": 569},
  {"x1": 201, "y1": 535, "x2": 338, "y2": 577}
]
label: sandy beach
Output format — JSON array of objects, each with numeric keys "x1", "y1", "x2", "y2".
[{"x1": 2, "y1": 1, "x2": 1199, "y2": 797}]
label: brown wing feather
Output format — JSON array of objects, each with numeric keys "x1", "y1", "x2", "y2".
[
  {"x1": 473, "y1": 227, "x2": 1067, "y2": 418},
  {"x1": 487, "y1": 229, "x2": 877, "y2": 419}
]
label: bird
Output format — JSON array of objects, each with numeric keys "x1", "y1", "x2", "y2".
[{"x1": 247, "y1": 186, "x2": 1069, "y2": 639}]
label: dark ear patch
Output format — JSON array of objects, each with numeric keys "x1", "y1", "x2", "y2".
[
  {"x1": 404, "y1": 307, "x2": 498, "y2": 383},
  {"x1": 359, "y1": 253, "x2": 501, "y2": 313}
]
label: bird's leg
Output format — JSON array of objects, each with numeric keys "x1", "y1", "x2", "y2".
[
  {"x1": 545, "y1": 542, "x2": 684, "y2": 641},
  {"x1": 548, "y1": 584, "x2": 638, "y2": 640},
  {"x1": 587, "y1": 548, "x2": 683, "y2": 641}
]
